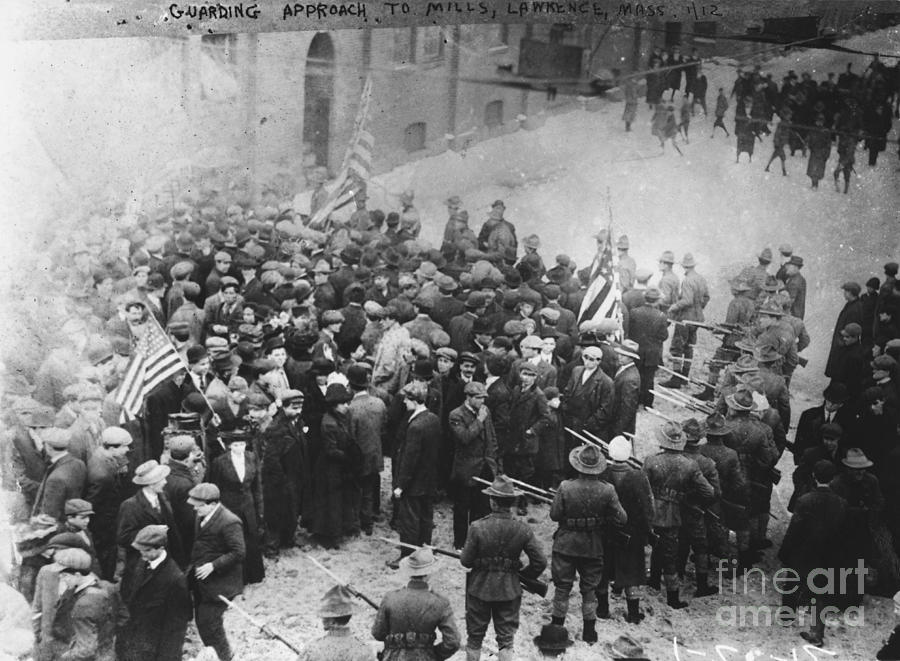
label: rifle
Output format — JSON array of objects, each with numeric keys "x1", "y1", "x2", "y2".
[
  {"x1": 656, "y1": 385, "x2": 716, "y2": 413},
  {"x1": 678, "y1": 320, "x2": 745, "y2": 336},
  {"x1": 305, "y1": 554, "x2": 378, "y2": 609},
  {"x1": 567, "y1": 427, "x2": 720, "y2": 522},
  {"x1": 218, "y1": 595, "x2": 302, "y2": 654},
  {"x1": 377, "y1": 537, "x2": 548, "y2": 598},
  {"x1": 650, "y1": 388, "x2": 714, "y2": 416},
  {"x1": 657, "y1": 365, "x2": 716, "y2": 390},
  {"x1": 473, "y1": 476, "x2": 553, "y2": 505},
  {"x1": 646, "y1": 407, "x2": 678, "y2": 423},
  {"x1": 504, "y1": 475, "x2": 557, "y2": 496}
]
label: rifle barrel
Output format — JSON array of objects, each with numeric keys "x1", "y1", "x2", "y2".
[
  {"x1": 305, "y1": 554, "x2": 378, "y2": 609},
  {"x1": 219, "y1": 595, "x2": 302, "y2": 654}
]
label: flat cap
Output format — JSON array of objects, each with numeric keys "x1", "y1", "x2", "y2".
[
  {"x1": 188, "y1": 483, "x2": 221, "y2": 503},
  {"x1": 132, "y1": 524, "x2": 169, "y2": 551},
  {"x1": 64, "y1": 499, "x2": 94, "y2": 516},
  {"x1": 100, "y1": 427, "x2": 133, "y2": 447},
  {"x1": 463, "y1": 381, "x2": 487, "y2": 396},
  {"x1": 435, "y1": 347, "x2": 458, "y2": 362}
]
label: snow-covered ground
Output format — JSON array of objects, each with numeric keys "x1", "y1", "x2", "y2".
[
  {"x1": 5, "y1": 23, "x2": 900, "y2": 661},
  {"x1": 215, "y1": 26, "x2": 900, "y2": 661}
]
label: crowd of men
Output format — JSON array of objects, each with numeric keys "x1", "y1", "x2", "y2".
[
  {"x1": 3, "y1": 144, "x2": 900, "y2": 658},
  {"x1": 642, "y1": 45, "x2": 900, "y2": 190}
]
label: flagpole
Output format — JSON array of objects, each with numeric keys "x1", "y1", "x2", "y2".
[
  {"x1": 606, "y1": 187, "x2": 624, "y2": 342},
  {"x1": 145, "y1": 311, "x2": 219, "y2": 422}
]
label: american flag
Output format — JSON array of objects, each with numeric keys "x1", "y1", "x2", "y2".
[
  {"x1": 308, "y1": 75, "x2": 374, "y2": 228},
  {"x1": 114, "y1": 322, "x2": 184, "y2": 422},
  {"x1": 578, "y1": 228, "x2": 622, "y2": 326}
]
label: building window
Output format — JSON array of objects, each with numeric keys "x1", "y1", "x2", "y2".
[
  {"x1": 404, "y1": 122, "x2": 426, "y2": 152},
  {"x1": 488, "y1": 24, "x2": 509, "y2": 49},
  {"x1": 393, "y1": 28, "x2": 413, "y2": 64},
  {"x1": 201, "y1": 33, "x2": 237, "y2": 65},
  {"x1": 549, "y1": 24, "x2": 573, "y2": 44},
  {"x1": 485, "y1": 101, "x2": 503, "y2": 129},
  {"x1": 419, "y1": 26, "x2": 444, "y2": 62}
]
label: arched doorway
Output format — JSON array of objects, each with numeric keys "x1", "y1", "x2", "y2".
[{"x1": 304, "y1": 33, "x2": 334, "y2": 168}]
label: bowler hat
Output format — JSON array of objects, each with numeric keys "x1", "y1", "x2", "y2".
[
  {"x1": 318, "y1": 585, "x2": 356, "y2": 618},
  {"x1": 411, "y1": 359, "x2": 434, "y2": 380},
  {"x1": 656, "y1": 421, "x2": 685, "y2": 450},
  {"x1": 569, "y1": 444, "x2": 607, "y2": 475},
  {"x1": 841, "y1": 322, "x2": 862, "y2": 338},
  {"x1": 132, "y1": 524, "x2": 169, "y2": 551},
  {"x1": 133, "y1": 460, "x2": 171, "y2": 486},
  {"x1": 788, "y1": 255, "x2": 804, "y2": 267},
  {"x1": 481, "y1": 474, "x2": 522, "y2": 498},
  {"x1": 399, "y1": 547, "x2": 439, "y2": 576},
  {"x1": 885, "y1": 262, "x2": 900, "y2": 276},
  {"x1": 346, "y1": 364, "x2": 370, "y2": 388}
]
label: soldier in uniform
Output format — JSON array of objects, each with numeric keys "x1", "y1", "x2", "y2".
[
  {"x1": 298, "y1": 585, "x2": 373, "y2": 661},
  {"x1": 656, "y1": 251, "x2": 680, "y2": 312},
  {"x1": 460, "y1": 475, "x2": 547, "y2": 660},
  {"x1": 597, "y1": 436, "x2": 654, "y2": 624},
  {"x1": 373, "y1": 548, "x2": 461, "y2": 661},
  {"x1": 549, "y1": 444, "x2": 627, "y2": 643},
  {"x1": 700, "y1": 279, "x2": 755, "y2": 401},
  {"x1": 615, "y1": 235, "x2": 636, "y2": 292},
  {"x1": 628, "y1": 288, "x2": 669, "y2": 407},
  {"x1": 700, "y1": 413, "x2": 748, "y2": 564},
  {"x1": 678, "y1": 418, "x2": 721, "y2": 597},
  {"x1": 723, "y1": 388, "x2": 779, "y2": 565},
  {"x1": 662, "y1": 253, "x2": 709, "y2": 390},
  {"x1": 644, "y1": 421, "x2": 714, "y2": 608}
]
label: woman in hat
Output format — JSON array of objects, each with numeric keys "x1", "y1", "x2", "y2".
[
  {"x1": 210, "y1": 428, "x2": 265, "y2": 584},
  {"x1": 311, "y1": 384, "x2": 361, "y2": 549}
]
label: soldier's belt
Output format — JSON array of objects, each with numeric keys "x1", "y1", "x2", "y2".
[
  {"x1": 653, "y1": 489, "x2": 684, "y2": 503},
  {"x1": 564, "y1": 517, "x2": 601, "y2": 530},
  {"x1": 384, "y1": 632, "x2": 437, "y2": 649},
  {"x1": 473, "y1": 556, "x2": 519, "y2": 572}
]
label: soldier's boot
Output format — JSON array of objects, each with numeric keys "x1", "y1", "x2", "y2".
[
  {"x1": 695, "y1": 386, "x2": 716, "y2": 401},
  {"x1": 659, "y1": 374, "x2": 683, "y2": 389},
  {"x1": 551, "y1": 616, "x2": 565, "y2": 626},
  {"x1": 582, "y1": 619, "x2": 598, "y2": 644},
  {"x1": 667, "y1": 590, "x2": 689, "y2": 609},
  {"x1": 695, "y1": 572, "x2": 718, "y2": 597},
  {"x1": 625, "y1": 598, "x2": 645, "y2": 624},
  {"x1": 595, "y1": 591, "x2": 611, "y2": 619},
  {"x1": 465, "y1": 647, "x2": 482, "y2": 661}
]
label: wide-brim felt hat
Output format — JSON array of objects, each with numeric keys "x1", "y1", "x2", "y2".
[
  {"x1": 842, "y1": 448, "x2": 873, "y2": 469},
  {"x1": 725, "y1": 389, "x2": 757, "y2": 412},
  {"x1": 133, "y1": 460, "x2": 171, "y2": 486},
  {"x1": 481, "y1": 474, "x2": 523, "y2": 498},
  {"x1": 656, "y1": 421, "x2": 685, "y2": 450},
  {"x1": 399, "y1": 547, "x2": 439, "y2": 575},
  {"x1": 533, "y1": 624, "x2": 574, "y2": 652},
  {"x1": 569, "y1": 443, "x2": 607, "y2": 475}
]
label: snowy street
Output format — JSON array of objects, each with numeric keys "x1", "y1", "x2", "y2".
[{"x1": 217, "y1": 27, "x2": 900, "y2": 661}]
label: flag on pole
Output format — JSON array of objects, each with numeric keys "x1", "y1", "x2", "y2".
[
  {"x1": 114, "y1": 323, "x2": 184, "y2": 423},
  {"x1": 578, "y1": 228, "x2": 622, "y2": 326},
  {"x1": 308, "y1": 75, "x2": 374, "y2": 228}
]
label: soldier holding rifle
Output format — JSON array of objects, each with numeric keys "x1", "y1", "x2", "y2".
[{"x1": 460, "y1": 474, "x2": 547, "y2": 661}]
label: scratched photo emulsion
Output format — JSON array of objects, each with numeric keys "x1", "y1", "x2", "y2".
[{"x1": 3, "y1": 0, "x2": 900, "y2": 659}]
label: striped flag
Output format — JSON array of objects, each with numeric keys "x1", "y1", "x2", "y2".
[
  {"x1": 308, "y1": 75, "x2": 374, "y2": 228},
  {"x1": 578, "y1": 229, "x2": 622, "y2": 326},
  {"x1": 114, "y1": 322, "x2": 184, "y2": 422}
]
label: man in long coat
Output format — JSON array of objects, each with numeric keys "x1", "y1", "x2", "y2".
[
  {"x1": 348, "y1": 365, "x2": 387, "y2": 536},
  {"x1": 560, "y1": 346, "x2": 614, "y2": 446},
  {"x1": 628, "y1": 288, "x2": 669, "y2": 407},
  {"x1": 118, "y1": 524, "x2": 192, "y2": 661},
  {"x1": 261, "y1": 390, "x2": 308, "y2": 555},
  {"x1": 825, "y1": 282, "x2": 863, "y2": 376},
  {"x1": 32, "y1": 428, "x2": 87, "y2": 523},
  {"x1": 448, "y1": 381, "x2": 499, "y2": 549},
  {"x1": 609, "y1": 341, "x2": 642, "y2": 439}
]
